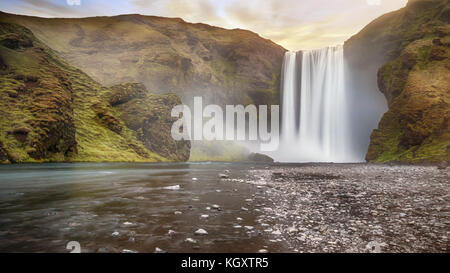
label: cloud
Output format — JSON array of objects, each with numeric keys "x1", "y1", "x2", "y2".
[
  {"x1": 11, "y1": 0, "x2": 85, "y2": 17},
  {"x1": 0, "y1": 0, "x2": 408, "y2": 50},
  {"x1": 132, "y1": 0, "x2": 408, "y2": 50}
]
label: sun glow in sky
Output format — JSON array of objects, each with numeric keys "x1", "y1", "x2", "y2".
[{"x1": 0, "y1": 0, "x2": 408, "y2": 50}]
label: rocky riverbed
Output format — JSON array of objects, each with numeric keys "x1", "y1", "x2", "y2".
[
  {"x1": 0, "y1": 163, "x2": 448, "y2": 253},
  {"x1": 235, "y1": 164, "x2": 449, "y2": 253}
]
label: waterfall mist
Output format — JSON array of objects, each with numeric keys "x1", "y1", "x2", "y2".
[{"x1": 275, "y1": 46, "x2": 361, "y2": 163}]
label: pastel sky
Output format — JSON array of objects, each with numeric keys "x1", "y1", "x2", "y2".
[{"x1": 0, "y1": 0, "x2": 408, "y2": 50}]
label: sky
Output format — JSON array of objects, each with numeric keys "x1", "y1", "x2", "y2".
[{"x1": 0, "y1": 0, "x2": 408, "y2": 50}]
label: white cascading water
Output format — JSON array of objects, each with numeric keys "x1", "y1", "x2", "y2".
[{"x1": 278, "y1": 45, "x2": 355, "y2": 162}]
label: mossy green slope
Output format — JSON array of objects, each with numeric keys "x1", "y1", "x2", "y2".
[
  {"x1": 0, "y1": 12, "x2": 286, "y2": 107},
  {"x1": 346, "y1": 0, "x2": 450, "y2": 163},
  {"x1": 0, "y1": 22, "x2": 189, "y2": 163}
]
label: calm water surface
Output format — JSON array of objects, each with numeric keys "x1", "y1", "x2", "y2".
[{"x1": 0, "y1": 162, "x2": 287, "y2": 253}]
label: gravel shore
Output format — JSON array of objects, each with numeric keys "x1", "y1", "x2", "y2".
[{"x1": 244, "y1": 164, "x2": 449, "y2": 253}]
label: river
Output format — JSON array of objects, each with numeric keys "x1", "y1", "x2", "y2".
[
  {"x1": 0, "y1": 162, "x2": 448, "y2": 253},
  {"x1": 0, "y1": 162, "x2": 286, "y2": 253}
]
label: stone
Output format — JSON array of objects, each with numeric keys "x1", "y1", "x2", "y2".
[
  {"x1": 194, "y1": 229, "x2": 208, "y2": 235},
  {"x1": 163, "y1": 185, "x2": 181, "y2": 190},
  {"x1": 271, "y1": 230, "x2": 282, "y2": 236},
  {"x1": 168, "y1": 230, "x2": 176, "y2": 236},
  {"x1": 185, "y1": 238, "x2": 197, "y2": 244},
  {"x1": 121, "y1": 249, "x2": 137, "y2": 253},
  {"x1": 247, "y1": 153, "x2": 274, "y2": 163},
  {"x1": 154, "y1": 247, "x2": 166, "y2": 253}
]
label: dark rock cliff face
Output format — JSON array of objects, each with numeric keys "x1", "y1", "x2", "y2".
[
  {"x1": 0, "y1": 23, "x2": 190, "y2": 163},
  {"x1": 345, "y1": 0, "x2": 450, "y2": 163},
  {"x1": 0, "y1": 12, "x2": 286, "y2": 107}
]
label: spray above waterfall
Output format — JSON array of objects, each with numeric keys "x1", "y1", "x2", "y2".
[{"x1": 277, "y1": 45, "x2": 357, "y2": 163}]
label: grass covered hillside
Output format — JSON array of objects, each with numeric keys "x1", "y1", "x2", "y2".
[
  {"x1": 0, "y1": 12, "x2": 286, "y2": 107},
  {"x1": 0, "y1": 22, "x2": 189, "y2": 163},
  {"x1": 345, "y1": 0, "x2": 450, "y2": 163}
]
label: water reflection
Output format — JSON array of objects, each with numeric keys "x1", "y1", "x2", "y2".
[{"x1": 0, "y1": 162, "x2": 286, "y2": 253}]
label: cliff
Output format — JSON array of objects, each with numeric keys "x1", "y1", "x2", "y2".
[
  {"x1": 0, "y1": 12, "x2": 286, "y2": 107},
  {"x1": 345, "y1": 0, "x2": 450, "y2": 163},
  {"x1": 0, "y1": 22, "x2": 189, "y2": 163}
]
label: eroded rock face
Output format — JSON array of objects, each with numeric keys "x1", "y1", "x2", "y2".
[
  {"x1": 345, "y1": 0, "x2": 450, "y2": 163},
  {"x1": 108, "y1": 83, "x2": 191, "y2": 161}
]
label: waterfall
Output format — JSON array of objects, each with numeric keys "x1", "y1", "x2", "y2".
[{"x1": 278, "y1": 45, "x2": 355, "y2": 163}]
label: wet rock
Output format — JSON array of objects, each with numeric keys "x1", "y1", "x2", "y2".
[
  {"x1": 195, "y1": 229, "x2": 208, "y2": 235},
  {"x1": 185, "y1": 238, "x2": 197, "y2": 244},
  {"x1": 111, "y1": 231, "x2": 120, "y2": 237},
  {"x1": 271, "y1": 230, "x2": 282, "y2": 236},
  {"x1": 219, "y1": 173, "x2": 229, "y2": 179},
  {"x1": 163, "y1": 185, "x2": 181, "y2": 190},
  {"x1": 154, "y1": 247, "x2": 166, "y2": 253},
  {"x1": 121, "y1": 249, "x2": 138, "y2": 253},
  {"x1": 168, "y1": 230, "x2": 176, "y2": 236},
  {"x1": 200, "y1": 214, "x2": 209, "y2": 219},
  {"x1": 247, "y1": 153, "x2": 274, "y2": 163}
]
